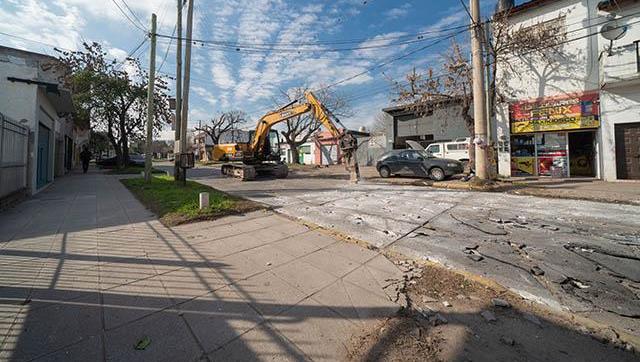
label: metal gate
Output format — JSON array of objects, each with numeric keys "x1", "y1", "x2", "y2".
[
  {"x1": 615, "y1": 122, "x2": 640, "y2": 179},
  {"x1": 0, "y1": 113, "x2": 29, "y2": 198}
]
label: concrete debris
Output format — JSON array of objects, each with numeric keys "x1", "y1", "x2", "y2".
[
  {"x1": 601, "y1": 328, "x2": 619, "y2": 344},
  {"x1": 562, "y1": 277, "x2": 590, "y2": 289},
  {"x1": 466, "y1": 251, "x2": 484, "y2": 262},
  {"x1": 500, "y1": 336, "x2": 516, "y2": 346},
  {"x1": 422, "y1": 296, "x2": 438, "y2": 303},
  {"x1": 572, "y1": 280, "x2": 590, "y2": 289},
  {"x1": 266, "y1": 262, "x2": 272, "y2": 266},
  {"x1": 442, "y1": 301, "x2": 452, "y2": 308},
  {"x1": 481, "y1": 310, "x2": 497, "y2": 322},
  {"x1": 385, "y1": 260, "x2": 424, "y2": 308},
  {"x1": 456, "y1": 294, "x2": 467, "y2": 300},
  {"x1": 530, "y1": 266, "x2": 545, "y2": 276},
  {"x1": 491, "y1": 298, "x2": 511, "y2": 308},
  {"x1": 464, "y1": 244, "x2": 479, "y2": 251},
  {"x1": 409, "y1": 231, "x2": 429, "y2": 238},
  {"x1": 541, "y1": 224, "x2": 560, "y2": 231}
]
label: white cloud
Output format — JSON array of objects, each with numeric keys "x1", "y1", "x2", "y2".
[
  {"x1": 108, "y1": 47, "x2": 128, "y2": 61},
  {"x1": 353, "y1": 32, "x2": 409, "y2": 60},
  {"x1": 384, "y1": 3, "x2": 412, "y2": 20},
  {"x1": 0, "y1": 0, "x2": 85, "y2": 52}
]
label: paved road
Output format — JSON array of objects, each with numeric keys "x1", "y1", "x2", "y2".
[
  {"x1": 0, "y1": 170, "x2": 402, "y2": 361},
  {"x1": 172, "y1": 163, "x2": 640, "y2": 340}
]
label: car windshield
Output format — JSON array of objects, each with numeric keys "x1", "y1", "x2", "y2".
[{"x1": 418, "y1": 150, "x2": 434, "y2": 158}]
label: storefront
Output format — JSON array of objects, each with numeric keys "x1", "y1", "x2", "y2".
[{"x1": 508, "y1": 93, "x2": 600, "y2": 178}]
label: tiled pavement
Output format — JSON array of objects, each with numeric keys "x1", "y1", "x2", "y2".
[{"x1": 0, "y1": 171, "x2": 402, "y2": 361}]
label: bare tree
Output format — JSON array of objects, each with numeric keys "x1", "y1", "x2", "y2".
[
  {"x1": 488, "y1": 12, "x2": 569, "y2": 108},
  {"x1": 277, "y1": 87, "x2": 352, "y2": 164},
  {"x1": 392, "y1": 41, "x2": 475, "y2": 163},
  {"x1": 391, "y1": 15, "x2": 567, "y2": 170},
  {"x1": 194, "y1": 111, "x2": 248, "y2": 145},
  {"x1": 371, "y1": 112, "x2": 389, "y2": 134}
]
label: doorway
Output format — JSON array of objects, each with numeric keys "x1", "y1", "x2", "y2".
[
  {"x1": 37, "y1": 123, "x2": 50, "y2": 189},
  {"x1": 615, "y1": 123, "x2": 640, "y2": 179},
  {"x1": 569, "y1": 131, "x2": 596, "y2": 177}
]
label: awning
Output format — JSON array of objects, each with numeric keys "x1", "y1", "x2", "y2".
[{"x1": 6, "y1": 76, "x2": 74, "y2": 114}]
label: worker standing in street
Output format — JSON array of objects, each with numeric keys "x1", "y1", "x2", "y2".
[{"x1": 80, "y1": 146, "x2": 91, "y2": 174}]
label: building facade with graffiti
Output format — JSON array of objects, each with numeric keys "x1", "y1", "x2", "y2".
[{"x1": 494, "y1": 0, "x2": 640, "y2": 180}]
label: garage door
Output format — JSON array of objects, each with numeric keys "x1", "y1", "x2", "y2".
[{"x1": 615, "y1": 122, "x2": 640, "y2": 179}]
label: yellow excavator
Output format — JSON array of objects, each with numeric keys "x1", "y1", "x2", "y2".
[{"x1": 220, "y1": 91, "x2": 361, "y2": 181}]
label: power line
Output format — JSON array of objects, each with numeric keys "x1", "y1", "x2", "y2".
[
  {"x1": 119, "y1": 0, "x2": 146, "y2": 29},
  {"x1": 154, "y1": 23, "x2": 473, "y2": 49},
  {"x1": 115, "y1": 36, "x2": 149, "y2": 69},
  {"x1": 110, "y1": 0, "x2": 147, "y2": 32},
  {"x1": 239, "y1": 13, "x2": 640, "y2": 117},
  {"x1": 155, "y1": 27, "x2": 470, "y2": 54},
  {"x1": 158, "y1": 23, "x2": 177, "y2": 72},
  {"x1": 315, "y1": 28, "x2": 469, "y2": 93}
]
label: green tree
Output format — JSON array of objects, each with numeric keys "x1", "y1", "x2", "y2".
[{"x1": 53, "y1": 42, "x2": 171, "y2": 168}]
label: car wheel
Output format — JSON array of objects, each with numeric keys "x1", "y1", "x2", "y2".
[
  {"x1": 429, "y1": 167, "x2": 445, "y2": 181},
  {"x1": 378, "y1": 166, "x2": 391, "y2": 178}
]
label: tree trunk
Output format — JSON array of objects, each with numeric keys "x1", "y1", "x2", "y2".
[
  {"x1": 121, "y1": 136, "x2": 130, "y2": 167},
  {"x1": 462, "y1": 102, "x2": 476, "y2": 174},
  {"x1": 118, "y1": 118, "x2": 129, "y2": 168},
  {"x1": 107, "y1": 133, "x2": 123, "y2": 169},
  {"x1": 289, "y1": 143, "x2": 300, "y2": 164}
]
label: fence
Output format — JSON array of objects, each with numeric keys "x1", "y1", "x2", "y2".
[{"x1": 0, "y1": 113, "x2": 29, "y2": 198}]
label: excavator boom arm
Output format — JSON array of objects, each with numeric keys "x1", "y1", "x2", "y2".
[
  {"x1": 249, "y1": 91, "x2": 345, "y2": 156},
  {"x1": 250, "y1": 103, "x2": 312, "y2": 154}
]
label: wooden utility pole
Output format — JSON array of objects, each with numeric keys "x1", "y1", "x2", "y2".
[
  {"x1": 144, "y1": 13, "x2": 157, "y2": 182},
  {"x1": 180, "y1": 0, "x2": 194, "y2": 182},
  {"x1": 470, "y1": 0, "x2": 489, "y2": 180},
  {"x1": 173, "y1": 0, "x2": 183, "y2": 182},
  {"x1": 484, "y1": 23, "x2": 492, "y2": 146}
]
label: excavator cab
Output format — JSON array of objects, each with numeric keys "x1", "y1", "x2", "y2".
[{"x1": 251, "y1": 129, "x2": 282, "y2": 162}]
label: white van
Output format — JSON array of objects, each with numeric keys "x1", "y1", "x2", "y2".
[{"x1": 424, "y1": 138, "x2": 470, "y2": 164}]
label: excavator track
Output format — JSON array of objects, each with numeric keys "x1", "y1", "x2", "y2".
[
  {"x1": 220, "y1": 162, "x2": 288, "y2": 181},
  {"x1": 221, "y1": 163, "x2": 257, "y2": 181}
]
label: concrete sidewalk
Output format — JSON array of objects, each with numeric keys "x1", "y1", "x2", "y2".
[{"x1": 0, "y1": 171, "x2": 402, "y2": 361}]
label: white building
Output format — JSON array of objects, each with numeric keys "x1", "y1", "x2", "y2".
[
  {"x1": 494, "y1": 0, "x2": 640, "y2": 180},
  {"x1": 0, "y1": 46, "x2": 76, "y2": 199}
]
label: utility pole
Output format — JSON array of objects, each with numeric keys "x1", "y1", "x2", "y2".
[
  {"x1": 173, "y1": 0, "x2": 183, "y2": 183},
  {"x1": 470, "y1": 0, "x2": 489, "y2": 180},
  {"x1": 144, "y1": 13, "x2": 157, "y2": 182},
  {"x1": 180, "y1": 0, "x2": 194, "y2": 183},
  {"x1": 484, "y1": 23, "x2": 492, "y2": 146}
]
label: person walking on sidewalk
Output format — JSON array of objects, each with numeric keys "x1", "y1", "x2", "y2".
[{"x1": 80, "y1": 146, "x2": 91, "y2": 174}]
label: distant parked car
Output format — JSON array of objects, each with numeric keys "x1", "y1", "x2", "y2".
[
  {"x1": 96, "y1": 153, "x2": 145, "y2": 168},
  {"x1": 128, "y1": 153, "x2": 145, "y2": 166},
  {"x1": 376, "y1": 149, "x2": 463, "y2": 181}
]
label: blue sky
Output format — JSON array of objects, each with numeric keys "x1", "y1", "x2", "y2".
[{"x1": 0, "y1": 0, "x2": 501, "y2": 139}]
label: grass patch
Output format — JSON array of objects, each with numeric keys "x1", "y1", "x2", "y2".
[
  {"x1": 121, "y1": 175, "x2": 263, "y2": 226},
  {"x1": 106, "y1": 166, "x2": 165, "y2": 175}
]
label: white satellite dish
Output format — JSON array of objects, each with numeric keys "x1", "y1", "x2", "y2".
[{"x1": 601, "y1": 19, "x2": 628, "y2": 41}]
